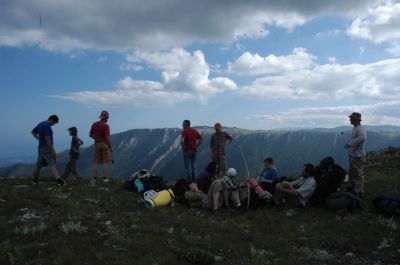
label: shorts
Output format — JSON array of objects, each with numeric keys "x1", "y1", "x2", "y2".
[
  {"x1": 94, "y1": 142, "x2": 112, "y2": 164},
  {"x1": 36, "y1": 146, "x2": 55, "y2": 167}
]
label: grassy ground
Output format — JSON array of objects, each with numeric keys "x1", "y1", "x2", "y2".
[{"x1": 1, "y1": 149, "x2": 400, "y2": 265}]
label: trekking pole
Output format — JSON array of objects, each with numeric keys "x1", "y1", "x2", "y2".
[{"x1": 237, "y1": 143, "x2": 250, "y2": 177}]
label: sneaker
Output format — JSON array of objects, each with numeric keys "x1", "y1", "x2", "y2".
[
  {"x1": 103, "y1": 177, "x2": 110, "y2": 183},
  {"x1": 57, "y1": 178, "x2": 66, "y2": 186}
]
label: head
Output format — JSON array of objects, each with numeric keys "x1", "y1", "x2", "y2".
[
  {"x1": 264, "y1": 157, "x2": 274, "y2": 168},
  {"x1": 205, "y1": 161, "x2": 218, "y2": 174},
  {"x1": 182, "y1": 120, "x2": 190, "y2": 128},
  {"x1": 302, "y1": 163, "x2": 315, "y2": 178},
  {"x1": 318, "y1": 157, "x2": 334, "y2": 170},
  {"x1": 67, "y1": 126, "x2": 78, "y2": 136},
  {"x1": 47, "y1": 115, "x2": 59, "y2": 126},
  {"x1": 99, "y1": 111, "x2": 109, "y2": 122},
  {"x1": 227, "y1": 168, "x2": 237, "y2": 178},
  {"x1": 214, "y1": 122, "x2": 222, "y2": 131},
  {"x1": 348, "y1": 112, "x2": 361, "y2": 126}
]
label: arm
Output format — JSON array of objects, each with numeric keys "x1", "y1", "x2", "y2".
[
  {"x1": 106, "y1": 135, "x2": 112, "y2": 152},
  {"x1": 347, "y1": 129, "x2": 366, "y2": 146},
  {"x1": 196, "y1": 134, "x2": 203, "y2": 147},
  {"x1": 226, "y1": 133, "x2": 233, "y2": 144},
  {"x1": 31, "y1": 129, "x2": 39, "y2": 140}
]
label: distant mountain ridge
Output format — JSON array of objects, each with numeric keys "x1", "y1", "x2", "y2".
[{"x1": 1, "y1": 126, "x2": 400, "y2": 179}]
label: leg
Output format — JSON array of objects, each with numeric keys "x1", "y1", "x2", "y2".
[
  {"x1": 102, "y1": 163, "x2": 109, "y2": 179},
  {"x1": 349, "y1": 157, "x2": 365, "y2": 195},
  {"x1": 219, "y1": 156, "x2": 228, "y2": 177},
  {"x1": 70, "y1": 158, "x2": 82, "y2": 180},
  {"x1": 49, "y1": 165, "x2": 62, "y2": 180},
  {"x1": 33, "y1": 163, "x2": 42, "y2": 183},
  {"x1": 183, "y1": 151, "x2": 192, "y2": 181},
  {"x1": 93, "y1": 163, "x2": 99, "y2": 179},
  {"x1": 191, "y1": 152, "x2": 197, "y2": 181},
  {"x1": 62, "y1": 160, "x2": 72, "y2": 180}
]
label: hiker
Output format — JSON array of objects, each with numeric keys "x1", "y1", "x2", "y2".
[
  {"x1": 272, "y1": 163, "x2": 316, "y2": 207},
  {"x1": 190, "y1": 161, "x2": 218, "y2": 193},
  {"x1": 210, "y1": 122, "x2": 233, "y2": 177},
  {"x1": 31, "y1": 115, "x2": 65, "y2": 186},
  {"x1": 344, "y1": 112, "x2": 366, "y2": 197},
  {"x1": 181, "y1": 120, "x2": 203, "y2": 181},
  {"x1": 90, "y1": 111, "x2": 113, "y2": 183},
  {"x1": 256, "y1": 157, "x2": 278, "y2": 193},
  {"x1": 61, "y1": 127, "x2": 83, "y2": 181},
  {"x1": 203, "y1": 168, "x2": 243, "y2": 210}
]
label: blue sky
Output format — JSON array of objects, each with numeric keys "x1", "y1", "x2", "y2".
[{"x1": 1, "y1": 0, "x2": 400, "y2": 163}]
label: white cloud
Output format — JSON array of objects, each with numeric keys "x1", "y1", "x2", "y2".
[
  {"x1": 238, "y1": 53, "x2": 400, "y2": 100},
  {"x1": 247, "y1": 101, "x2": 400, "y2": 128},
  {"x1": 0, "y1": 0, "x2": 377, "y2": 52},
  {"x1": 359, "y1": 46, "x2": 365, "y2": 55},
  {"x1": 119, "y1": 63, "x2": 143, "y2": 71},
  {"x1": 315, "y1": 29, "x2": 342, "y2": 39},
  {"x1": 228, "y1": 48, "x2": 316, "y2": 75},
  {"x1": 54, "y1": 48, "x2": 237, "y2": 106},
  {"x1": 347, "y1": 1, "x2": 400, "y2": 54},
  {"x1": 328, "y1": 57, "x2": 337, "y2": 63},
  {"x1": 97, "y1": 56, "x2": 108, "y2": 62}
]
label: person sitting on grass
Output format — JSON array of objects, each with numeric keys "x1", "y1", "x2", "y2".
[
  {"x1": 272, "y1": 163, "x2": 316, "y2": 207},
  {"x1": 189, "y1": 161, "x2": 218, "y2": 194},
  {"x1": 256, "y1": 157, "x2": 278, "y2": 193}
]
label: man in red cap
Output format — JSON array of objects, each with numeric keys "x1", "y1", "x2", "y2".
[
  {"x1": 344, "y1": 112, "x2": 366, "y2": 197},
  {"x1": 90, "y1": 111, "x2": 112, "y2": 183}
]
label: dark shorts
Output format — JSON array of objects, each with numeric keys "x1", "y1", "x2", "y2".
[{"x1": 36, "y1": 146, "x2": 55, "y2": 167}]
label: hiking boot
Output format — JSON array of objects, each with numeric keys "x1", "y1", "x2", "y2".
[
  {"x1": 103, "y1": 177, "x2": 110, "y2": 183},
  {"x1": 32, "y1": 179, "x2": 39, "y2": 185},
  {"x1": 57, "y1": 178, "x2": 66, "y2": 186}
]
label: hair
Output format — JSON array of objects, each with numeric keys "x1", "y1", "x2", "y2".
[
  {"x1": 183, "y1": 120, "x2": 191, "y2": 127},
  {"x1": 48, "y1": 115, "x2": 59, "y2": 123},
  {"x1": 205, "y1": 161, "x2": 218, "y2": 173},
  {"x1": 303, "y1": 163, "x2": 315, "y2": 176},
  {"x1": 264, "y1": 157, "x2": 274, "y2": 164},
  {"x1": 319, "y1": 156, "x2": 335, "y2": 170}
]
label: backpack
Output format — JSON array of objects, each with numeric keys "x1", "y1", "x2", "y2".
[
  {"x1": 310, "y1": 163, "x2": 347, "y2": 207},
  {"x1": 325, "y1": 191, "x2": 359, "y2": 212},
  {"x1": 172, "y1": 178, "x2": 190, "y2": 204},
  {"x1": 372, "y1": 194, "x2": 400, "y2": 216}
]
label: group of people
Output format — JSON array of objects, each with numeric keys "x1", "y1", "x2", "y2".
[
  {"x1": 31, "y1": 110, "x2": 367, "y2": 209},
  {"x1": 31, "y1": 111, "x2": 113, "y2": 186}
]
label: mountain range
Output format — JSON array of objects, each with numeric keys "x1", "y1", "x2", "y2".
[{"x1": 1, "y1": 126, "x2": 400, "y2": 180}]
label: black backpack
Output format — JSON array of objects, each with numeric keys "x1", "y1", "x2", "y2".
[
  {"x1": 172, "y1": 178, "x2": 190, "y2": 203},
  {"x1": 310, "y1": 160, "x2": 347, "y2": 207},
  {"x1": 325, "y1": 191, "x2": 360, "y2": 212},
  {"x1": 373, "y1": 194, "x2": 400, "y2": 216}
]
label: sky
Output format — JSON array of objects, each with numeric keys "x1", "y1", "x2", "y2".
[{"x1": 1, "y1": 0, "x2": 400, "y2": 163}]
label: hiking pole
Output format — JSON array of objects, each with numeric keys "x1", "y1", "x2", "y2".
[{"x1": 237, "y1": 143, "x2": 250, "y2": 177}]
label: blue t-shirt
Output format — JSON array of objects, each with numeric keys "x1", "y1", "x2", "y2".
[
  {"x1": 257, "y1": 166, "x2": 278, "y2": 183},
  {"x1": 33, "y1": 121, "x2": 53, "y2": 148}
]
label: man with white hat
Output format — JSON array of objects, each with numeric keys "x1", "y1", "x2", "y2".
[{"x1": 344, "y1": 112, "x2": 367, "y2": 197}]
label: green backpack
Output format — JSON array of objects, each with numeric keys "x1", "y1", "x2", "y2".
[{"x1": 325, "y1": 191, "x2": 359, "y2": 212}]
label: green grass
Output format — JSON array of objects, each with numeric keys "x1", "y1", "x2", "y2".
[{"x1": 1, "y1": 149, "x2": 400, "y2": 265}]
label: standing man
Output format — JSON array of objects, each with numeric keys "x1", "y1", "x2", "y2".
[
  {"x1": 210, "y1": 122, "x2": 233, "y2": 177},
  {"x1": 181, "y1": 120, "x2": 203, "y2": 181},
  {"x1": 90, "y1": 111, "x2": 112, "y2": 183},
  {"x1": 61, "y1": 127, "x2": 83, "y2": 181},
  {"x1": 31, "y1": 115, "x2": 65, "y2": 186},
  {"x1": 344, "y1": 112, "x2": 367, "y2": 197}
]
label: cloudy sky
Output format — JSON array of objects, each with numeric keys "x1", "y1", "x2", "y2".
[{"x1": 1, "y1": 0, "x2": 400, "y2": 162}]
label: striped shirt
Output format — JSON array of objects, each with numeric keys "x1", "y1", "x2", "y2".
[{"x1": 210, "y1": 131, "x2": 233, "y2": 156}]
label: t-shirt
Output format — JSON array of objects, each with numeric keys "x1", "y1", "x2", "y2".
[
  {"x1": 181, "y1": 127, "x2": 202, "y2": 152},
  {"x1": 291, "y1": 176, "x2": 317, "y2": 206},
  {"x1": 210, "y1": 131, "x2": 233, "y2": 156},
  {"x1": 70, "y1": 135, "x2": 83, "y2": 154},
  {"x1": 346, "y1": 125, "x2": 366, "y2": 157},
  {"x1": 90, "y1": 120, "x2": 110, "y2": 143},
  {"x1": 257, "y1": 166, "x2": 278, "y2": 183},
  {"x1": 32, "y1": 121, "x2": 53, "y2": 148},
  {"x1": 195, "y1": 169, "x2": 213, "y2": 193}
]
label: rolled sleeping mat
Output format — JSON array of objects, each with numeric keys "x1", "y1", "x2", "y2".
[
  {"x1": 247, "y1": 177, "x2": 268, "y2": 199},
  {"x1": 144, "y1": 189, "x2": 174, "y2": 209}
]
